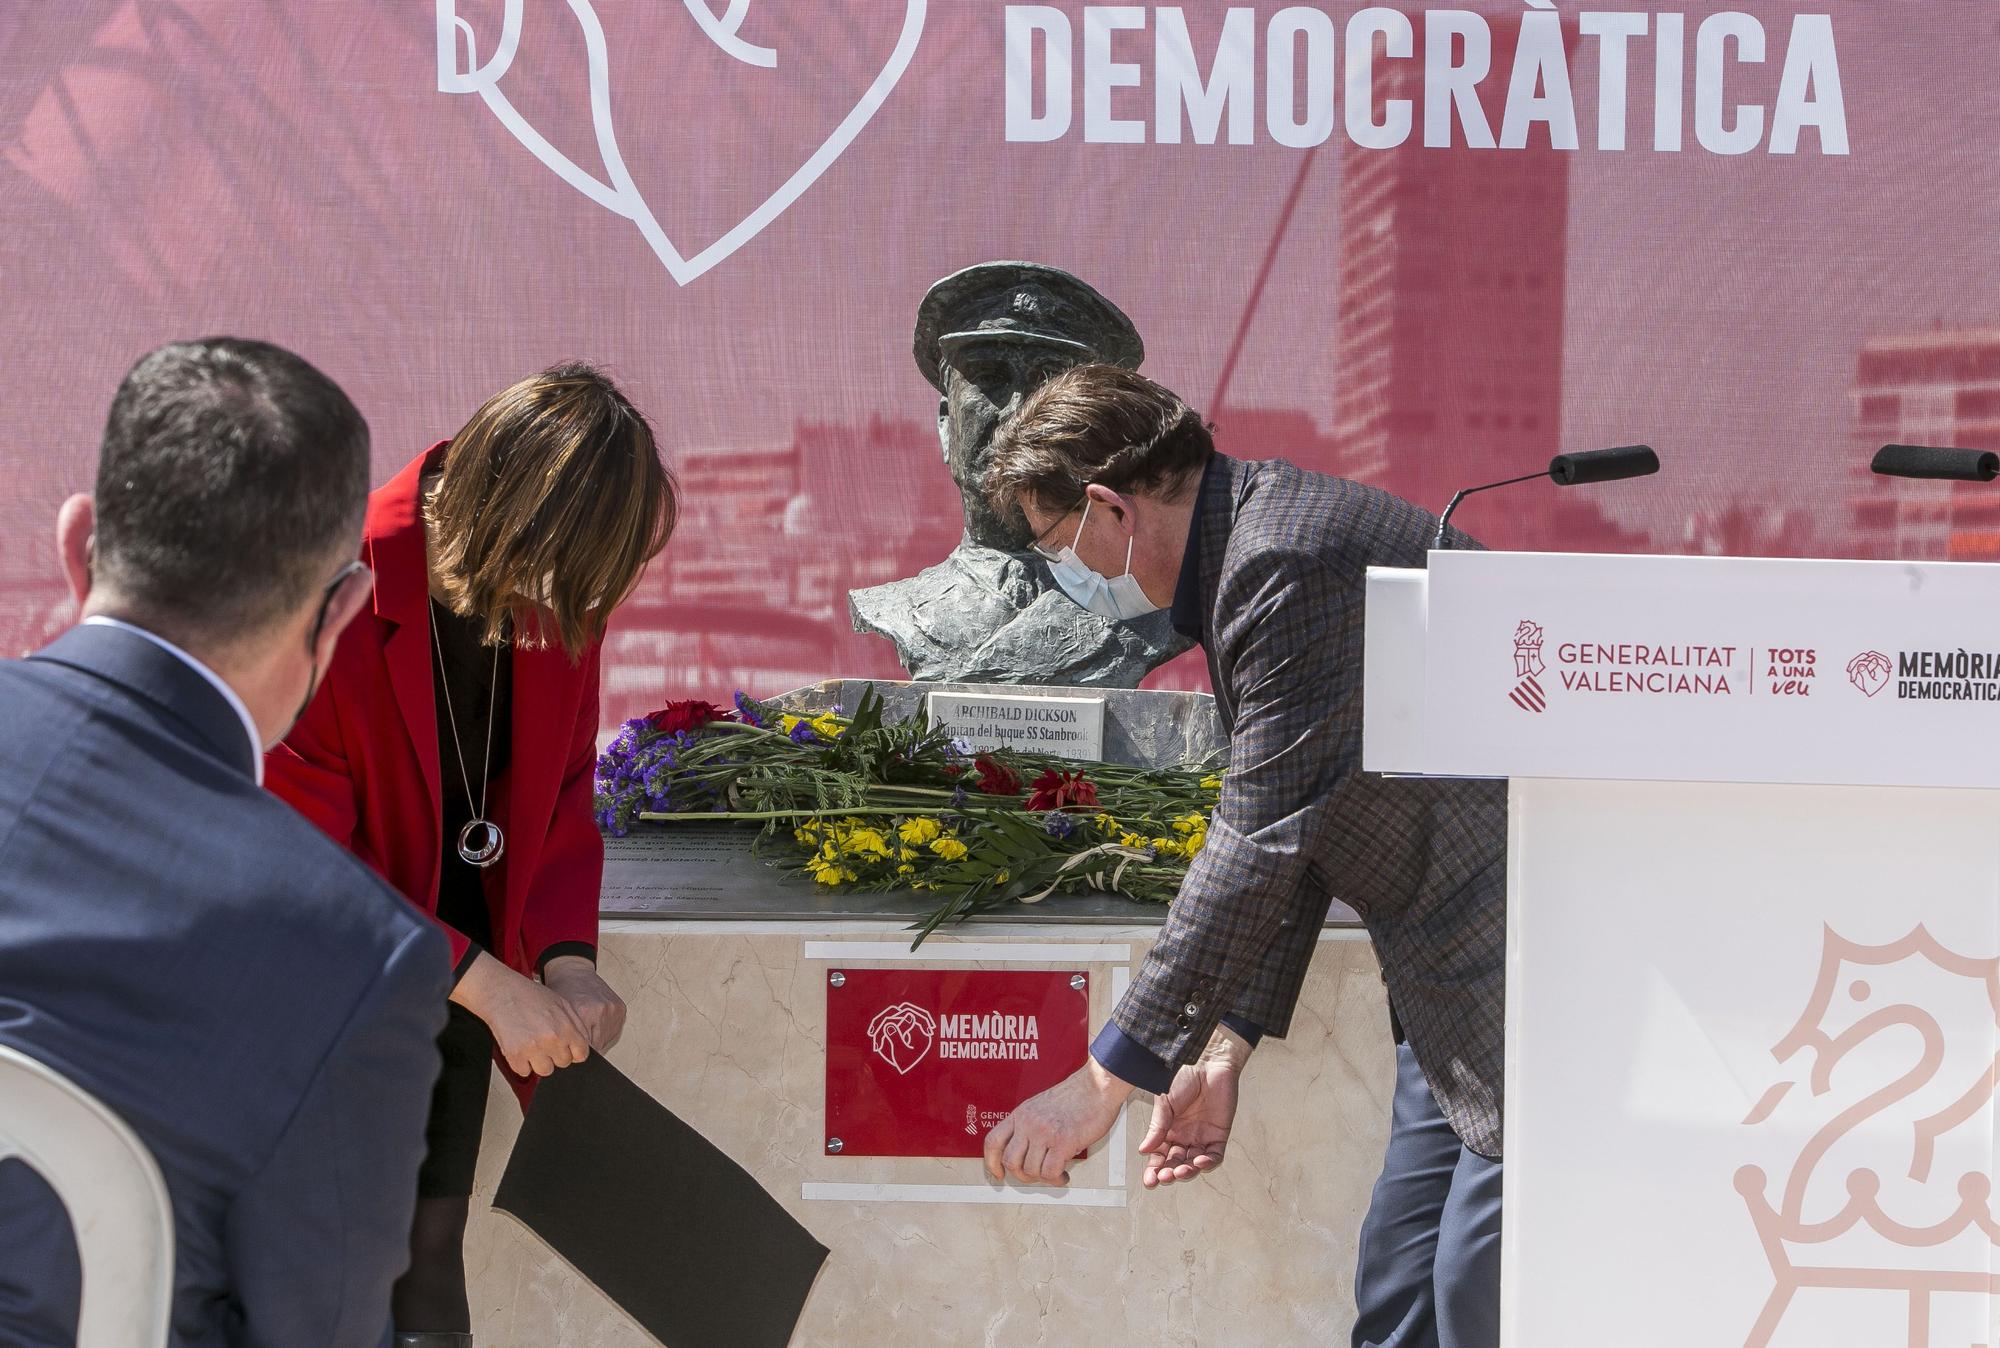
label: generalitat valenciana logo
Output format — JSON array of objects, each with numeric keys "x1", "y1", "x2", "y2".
[{"x1": 1511, "y1": 619, "x2": 1548, "y2": 713}]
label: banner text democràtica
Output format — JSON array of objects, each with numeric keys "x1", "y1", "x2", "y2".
[{"x1": 1005, "y1": 6, "x2": 1847, "y2": 155}]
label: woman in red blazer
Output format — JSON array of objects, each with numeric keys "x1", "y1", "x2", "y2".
[{"x1": 268, "y1": 363, "x2": 676, "y2": 1346}]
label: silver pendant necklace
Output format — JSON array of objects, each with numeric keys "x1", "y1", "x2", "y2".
[{"x1": 431, "y1": 603, "x2": 505, "y2": 868}]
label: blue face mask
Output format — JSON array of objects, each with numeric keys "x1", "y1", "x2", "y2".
[{"x1": 1034, "y1": 499, "x2": 1161, "y2": 623}]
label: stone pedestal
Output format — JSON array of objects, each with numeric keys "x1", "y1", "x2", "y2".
[{"x1": 463, "y1": 920, "x2": 1394, "y2": 1347}]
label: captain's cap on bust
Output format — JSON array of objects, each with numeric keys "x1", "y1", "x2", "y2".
[{"x1": 913, "y1": 261, "x2": 1144, "y2": 392}]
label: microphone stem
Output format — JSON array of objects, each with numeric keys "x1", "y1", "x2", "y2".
[{"x1": 1433, "y1": 470, "x2": 1551, "y2": 550}]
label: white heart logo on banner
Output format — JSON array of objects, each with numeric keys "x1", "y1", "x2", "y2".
[{"x1": 436, "y1": 0, "x2": 927, "y2": 286}]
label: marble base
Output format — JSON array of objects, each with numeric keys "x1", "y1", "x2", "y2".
[{"x1": 465, "y1": 922, "x2": 1395, "y2": 1347}]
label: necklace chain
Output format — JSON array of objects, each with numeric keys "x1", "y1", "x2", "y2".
[{"x1": 429, "y1": 603, "x2": 500, "y2": 834}]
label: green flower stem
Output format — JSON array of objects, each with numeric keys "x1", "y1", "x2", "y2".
[
  {"x1": 637, "y1": 804, "x2": 1080, "y2": 824},
  {"x1": 639, "y1": 808, "x2": 890, "y2": 823}
]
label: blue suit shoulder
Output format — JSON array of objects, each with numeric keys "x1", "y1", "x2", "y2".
[
  {"x1": 0, "y1": 642, "x2": 449, "y2": 1346},
  {"x1": 0, "y1": 646, "x2": 448, "y2": 1077}
]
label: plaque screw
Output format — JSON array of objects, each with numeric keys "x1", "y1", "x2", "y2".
[
  {"x1": 1070, "y1": 974, "x2": 1086, "y2": 991},
  {"x1": 827, "y1": 1138, "x2": 844, "y2": 1154},
  {"x1": 829, "y1": 971, "x2": 846, "y2": 988}
]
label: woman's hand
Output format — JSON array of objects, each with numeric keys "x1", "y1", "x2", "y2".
[
  {"x1": 541, "y1": 954, "x2": 628, "y2": 1053},
  {"x1": 451, "y1": 951, "x2": 591, "y2": 1076}
]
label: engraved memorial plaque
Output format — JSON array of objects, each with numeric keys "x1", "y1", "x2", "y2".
[{"x1": 927, "y1": 690, "x2": 1107, "y2": 760}]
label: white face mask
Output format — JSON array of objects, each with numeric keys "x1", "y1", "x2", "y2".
[{"x1": 1036, "y1": 499, "x2": 1162, "y2": 622}]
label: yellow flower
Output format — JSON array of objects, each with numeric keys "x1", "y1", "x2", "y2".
[
  {"x1": 899, "y1": 817, "x2": 942, "y2": 846},
  {"x1": 994, "y1": 870, "x2": 1010, "y2": 885},
  {"x1": 779, "y1": 714, "x2": 803, "y2": 735},
  {"x1": 1118, "y1": 832, "x2": 1151, "y2": 851},
  {"x1": 930, "y1": 836, "x2": 969, "y2": 862},
  {"x1": 899, "y1": 846, "x2": 919, "y2": 862},
  {"x1": 1200, "y1": 774, "x2": 1224, "y2": 791},
  {"x1": 810, "y1": 713, "x2": 845, "y2": 739},
  {"x1": 1092, "y1": 812, "x2": 1118, "y2": 832},
  {"x1": 1151, "y1": 835, "x2": 1180, "y2": 858},
  {"x1": 1185, "y1": 829, "x2": 1207, "y2": 857},
  {"x1": 847, "y1": 828, "x2": 890, "y2": 859},
  {"x1": 897, "y1": 863, "x2": 916, "y2": 876}
]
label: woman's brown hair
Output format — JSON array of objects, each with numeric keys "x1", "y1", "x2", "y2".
[{"x1": 426, "y1": 362, "x2": 676, "y2": 658}]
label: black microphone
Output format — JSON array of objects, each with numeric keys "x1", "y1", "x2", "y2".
[
  {"x1": 1434, "y1": 445, "x2": 1659, "y2": 549},
  {"x1": 1551, "y1": 444, "x2": 1661, "y2": 486},
  {"x1": 1871, "y1": 444, "x2": 2000, "y2": 483}
]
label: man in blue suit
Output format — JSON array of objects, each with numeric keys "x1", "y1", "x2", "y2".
[{"x1": 0, "y1": 339, "x2": 452, "y2": 1346}]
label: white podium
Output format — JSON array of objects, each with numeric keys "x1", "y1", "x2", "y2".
[{"x1": 1364, "y1": 550, "x2": 2000, "y2": 1348}]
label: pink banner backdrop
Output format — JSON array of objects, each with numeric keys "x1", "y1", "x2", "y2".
[{"x1": 3, "y1": 2, "x2": 1996, "y2": 725}]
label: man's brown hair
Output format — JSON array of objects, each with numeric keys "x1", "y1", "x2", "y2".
[
  {"x1": 984, "y1": 363, "x2": 1213, "y2": 524},
  {"x1": 426, "y1": 362, "x2": 676, "y2": 658}
]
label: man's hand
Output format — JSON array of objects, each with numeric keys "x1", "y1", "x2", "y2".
[
  {"x1": 1140, "y1": 1024, "x2": 1252, "y2": 1188},
  {"x1": 451, "y1": 951, "x2": 591, "y2": 1076},
  {"x1": 542, "y1": 954, "x2": 627, "y2": 1052},
  {"x1": 983, "y1": 1057, "x2": 1134, "y2": 1187}
]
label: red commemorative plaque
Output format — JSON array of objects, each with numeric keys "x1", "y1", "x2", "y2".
[{"x1": 824, "y1": 968, "x2": 1090, "y2": 1158}]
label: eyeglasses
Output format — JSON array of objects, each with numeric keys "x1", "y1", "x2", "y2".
[
  {"x1": 1027, "y1": 501, "x2": 1088, "y2": 562},
  {"x1": 307, "y1": 560, "x2": 371, "y2": 650}
]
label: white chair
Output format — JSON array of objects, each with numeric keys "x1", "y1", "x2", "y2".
[{"x1": 0, "y1": 1044, "x2": 173, "y2": 1347}]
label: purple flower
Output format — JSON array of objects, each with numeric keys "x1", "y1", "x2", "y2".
[
  {"x1": 789, "y1": 722, "x2": 818, "y2": 745},
  {"x1": 1042, "y1": 810, "x2": 1076, "y2": 839},
  {"x1": 949, "y1": 786, "x2": 968, "y2": 809},
  {"x1": 948, "y1": 737, "x2": 975, "y2": 759},
  {"x1": 732, "y1": 690, "x2": 765, "y2": 728}
]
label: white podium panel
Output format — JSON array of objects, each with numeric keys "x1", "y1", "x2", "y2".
[
  {"x1": 1378, "y1": 551, "x2": 2000, "y2": 790},
  {"x1": 1506, "y1": 777, "x2": 2000, "y2": 1348},
  {"x1": 1362, "y1": 551, "x2": 2000, "y2": 1348}
]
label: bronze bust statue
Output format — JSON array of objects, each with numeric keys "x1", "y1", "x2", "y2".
[{"x1": 849, "y1": 262, "x2": 1192, "y2": 684}]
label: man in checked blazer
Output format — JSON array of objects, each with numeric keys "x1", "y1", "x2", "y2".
[{"x1": 982, "y1": 364, "x2": 1507, "y2": 1348}]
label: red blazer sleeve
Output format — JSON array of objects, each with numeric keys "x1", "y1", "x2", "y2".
[
  {"x1": 266, "y1": 679, "x2": 476, "y2": 973},
  {"x1": 265, "y1": 678, "x2": 362, "y2": 852},
  {"x1": 519, "y1": 642, "x2": 605, "y2": 968}
]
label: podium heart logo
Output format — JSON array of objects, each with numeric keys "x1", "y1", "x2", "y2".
[
  {"x1": 868, "y1": 1002, "x2": 937, "y2": 1076},
  {"x1": 435, "y1": 0, "x2": 927, "y2": 286},
  {"x1": 1846, "y1": 650, "x2": 1892, "y2": 698}
]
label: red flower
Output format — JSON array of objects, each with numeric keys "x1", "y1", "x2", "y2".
[
  {"x1": 973, "y1": 756, "x2": 1022, "y2": 797},
  {"x1": 648, "y1": 699, "x2": 733, "y2": 736},
  {"x1": 1026, "y1": 769, "x2": 1099, "y2": 813}
]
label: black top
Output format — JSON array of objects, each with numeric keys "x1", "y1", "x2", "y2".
[
  {"x1": 431, "y1": 600, "x2": 512, "y2": 971},
  {"x1": 1170, "y1": 456, "x2": 1215, "y2": 645}
]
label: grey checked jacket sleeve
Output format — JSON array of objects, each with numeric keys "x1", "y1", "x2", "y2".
[{"x1": 1110, "y1": 542, "x2": 1360, "y2": 1068}]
